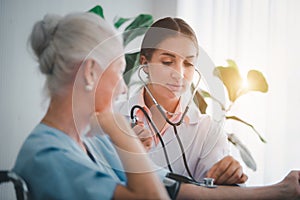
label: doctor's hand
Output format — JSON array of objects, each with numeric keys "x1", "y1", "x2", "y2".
[
  {"x1": 132, "y1": 123, "x2": 153, "y2": 152},
  {"x1": 206, "y1": 155, "x2": 248, "y2": 185}
]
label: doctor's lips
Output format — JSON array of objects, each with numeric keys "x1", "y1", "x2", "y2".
[{"x1": 166, "y1": 83, "x2": 184, "y2": 92}]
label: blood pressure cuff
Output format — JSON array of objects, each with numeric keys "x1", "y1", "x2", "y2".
[{"x1": 163, "y1": 176, "x2": 181, "y2": 200}]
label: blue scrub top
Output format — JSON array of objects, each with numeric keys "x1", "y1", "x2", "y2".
[{"x1": 13, "y1": 123, "x2": 126, "y2": 200}]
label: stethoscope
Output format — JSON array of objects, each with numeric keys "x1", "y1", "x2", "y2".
[{"x1": 130, "y1": 64, "x2": 216, "y2": 188}]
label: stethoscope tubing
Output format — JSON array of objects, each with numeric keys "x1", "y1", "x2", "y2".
[{"x1": 133, "y1": 65, "x2": 202, "y2": 181}]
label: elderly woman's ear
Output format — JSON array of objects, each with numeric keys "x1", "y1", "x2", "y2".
[{"x1": 84, "y1": 59, "x2": 98, "y2": 91}]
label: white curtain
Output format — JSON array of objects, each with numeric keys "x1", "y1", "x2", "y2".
[{"x1": 177, "y1": 0, "x2": 300, "y2": 186}]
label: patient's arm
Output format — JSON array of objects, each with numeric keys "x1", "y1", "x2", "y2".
[
  {"x1": 178, "y1": 170, "x2": 300, "y2": 200},
  {"x1": 96, "y1": 111, "x2": 169, "y2": 200}
]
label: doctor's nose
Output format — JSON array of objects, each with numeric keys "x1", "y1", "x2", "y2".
[{"x1": 171, "y1": 64, "x2": 184, "y2": 80}]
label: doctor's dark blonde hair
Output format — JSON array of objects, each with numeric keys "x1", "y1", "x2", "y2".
[
  {"x1": 140, "y1": 17, "x2": 199, "y2": 62},
  {"x1": 30, "y1": 12, "x2": 121, "y2": 96}
]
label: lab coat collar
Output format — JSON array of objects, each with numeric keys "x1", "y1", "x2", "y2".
[{"x1": 115, "y1": 88, "x2": 201, "y2": 125}]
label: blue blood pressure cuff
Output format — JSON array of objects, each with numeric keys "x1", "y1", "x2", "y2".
[{"x1": 163, "y1": 175, "x2": 181, "y2": 200}]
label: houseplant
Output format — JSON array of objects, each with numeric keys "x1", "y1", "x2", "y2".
[
  {"x1": 197, "y1": 59, "x2": 268, "y2": 171},
  {"x1": 89, "y1": 5, "x2": 153, "y2": 84}
]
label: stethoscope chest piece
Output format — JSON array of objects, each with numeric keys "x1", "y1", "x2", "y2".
[{"x1": 200, "y1": 178, "x2": 217, "y2": 188}]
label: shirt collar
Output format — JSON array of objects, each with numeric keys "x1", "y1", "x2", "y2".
[{"x1": 125, "y1": 88, "x2": 201, "y2": 125}]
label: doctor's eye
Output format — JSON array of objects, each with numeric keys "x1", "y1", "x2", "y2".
[
  {"x1": 162, "y1": 61, "x2": 173, "y2": 66},
  {"x1": 184, "y1": 61, "x2": 194, "y2": 68}
]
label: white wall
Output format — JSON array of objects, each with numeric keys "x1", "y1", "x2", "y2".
[{"x1": 0, "y1": 0, "x2": 177, "y2": 198}]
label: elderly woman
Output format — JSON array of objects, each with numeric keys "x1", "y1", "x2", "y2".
[{"x1": 12, "y1": 12, "x2": 168, "y2": 199}]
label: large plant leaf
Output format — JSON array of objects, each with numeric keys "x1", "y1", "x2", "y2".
[
  {"x1": 123, "y1": 14, "x2": 153, "y2": 46},
  {"x1": 213, "y1": 59, "x2": 243, "y2": 102},
  {"x1": 199, "y1": 89, "x2": 211, "y2": 98},
  {"x1": 124, "y1": 52, "x2": 140, "y2": 84},
  {"x1": 125, "y1": 52, "x2": 140, "y2": 73},
  {"x1": 226, "y1": 115, "x2": 267, "y2": 143},
  {"x1": 199, "y1": 89, "x2": 226, "y2": 111},
  {"x1": 89, "y1": 5, "x2": 104, "y2": 19},
  {"x1": 114, "y1": 17, "x2": 131, "y2": 29},
  {"x1": 227, "y1": 133, "x2": 257, "y2": 171},
  {"x1": 192, "y1": 86, "x2": 207, "y2": 114},
  {"x1": 247, "y1": 70, "x2": 268, "y2": 93},
  {"x1": 124, "y1": 14, "x2": 153, "y2": 32}
]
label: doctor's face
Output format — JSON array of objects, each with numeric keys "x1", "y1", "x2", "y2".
[{"x1": 145, "y1": 36, "x2": 197, "y2": 99}]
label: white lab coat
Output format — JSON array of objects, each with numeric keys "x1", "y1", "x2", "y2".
[{"x1": 114, "y1": 88, "x2": 229, "y2": 181}]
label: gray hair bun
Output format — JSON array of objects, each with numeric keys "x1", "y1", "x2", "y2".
[{"x1": 30, "y1": 14, "x2": 62, "y2": 75}]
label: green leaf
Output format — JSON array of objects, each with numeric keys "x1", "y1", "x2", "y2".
[
  {"x1": 123, "y1": 14, "x2": 153, "y2": 46},
  {"x1": 89, "y1": 5, "x2": 104, "y2": 19},
  {"x1": 226, "y1": 115, "x2": 267, "y2": 143},
  {"x1": 124, "y1": 14, "x2": 153, "y2": 31},
  {"x1": 125, "y1": 52, "x2": 140, "y2": 73},
  {"x1": 199, "y1": 89, "x2": 211, "y2": 98},
  {"x1": 124, "y1": 52, "x2": 140, "y2": 84},
  {"x1": 199, "y1": 89, "x2": 226, "y2": 111},
  {"x1": 226, "y1": 59, "x2": 238, "y2": 69},
  {"x1": 114, "y1": 17, "x2": 132, "y2": 29},
  {"x1": 247, "y1": 70, "x2": 268, "y2": 93},
  {"x1": 192, "y1": 86, "x2": 207, "y2": 114},
  {"x1": 213, "y1": 60, "x2": 243, "y2": 102},
  {"x1": 227, "y1": 133, "x2": 257, "y2": 171}
]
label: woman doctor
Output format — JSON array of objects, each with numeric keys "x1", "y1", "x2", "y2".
[{"x1": 116, "y1": 17, "x2": 247, "y2": 185}]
